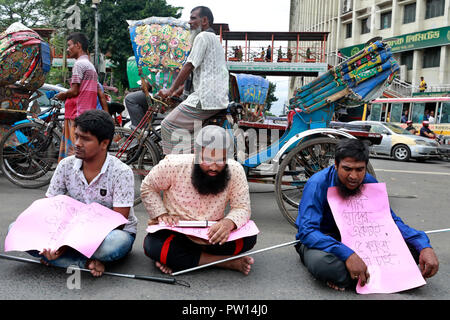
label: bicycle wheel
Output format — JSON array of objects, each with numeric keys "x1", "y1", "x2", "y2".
[
  {"x1": 0, "y1": 122, "x2": 61, "y2": 188},
  {"x1": 275, "y1": 137, "x2": 376, "y2": 227},
  {"x1": 111, "y1": 127, "x2": 161, "y2": 206}
]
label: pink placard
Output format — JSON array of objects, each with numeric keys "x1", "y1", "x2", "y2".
[
  {"x1": 327, "y1": 183, "x2": 426, "y2": 294},
  {"x1": 146, "y1": 220, "x2": 259, "y2": 242},
  {"x1": 4, "y1": 195, "x2": 128, "y2": 258}
]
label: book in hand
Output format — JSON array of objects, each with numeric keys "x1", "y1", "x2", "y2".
[
  {"x1": 160, "y1": 220, "x2": 217, "y2": 228},
  {"x1": 146, "y1": 220, "x2": 259, "y2": 242}
]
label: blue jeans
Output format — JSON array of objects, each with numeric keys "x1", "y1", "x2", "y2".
[{"x1": 8, "y1": 223, "x2": 135, "y2": 269}]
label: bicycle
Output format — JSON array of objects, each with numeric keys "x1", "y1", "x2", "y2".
[
  {"x1": 111, "y1": 92, "x2": 172, "y2": 206},
  {"x1": 0, "y1": 98, "x2": 64, "y2": 188}
]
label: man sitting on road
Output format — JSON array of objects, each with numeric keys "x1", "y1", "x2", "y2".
[
  {"x1": 295, "y1": 138, "x2": 439, "y2": 291},
  {"x1": 141, "y1": 126, "x2": 256, "y2": 275},
  {"x1": 8, "y1": 110, "x2": 137, "y2": 277},
  {"x1": 420, "y1": 120, "x2": 436, "y2": 139}
]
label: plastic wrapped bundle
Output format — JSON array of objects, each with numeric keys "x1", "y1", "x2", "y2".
[
  {"x1": 235, "y1": 74, "x2": 270, "y2": 121},
  {"x1": 0, "y1": 22, "x2": 51, "y2": 93},
  {"x1": 289, "y1": 40, "x2": 399, "y2": 113},
  {"x1": 127, "y1": 17, "x2": 191, "y2": 93},
  {"x1": 0, "y1": 22, "x2": 51, "y2": 124}
]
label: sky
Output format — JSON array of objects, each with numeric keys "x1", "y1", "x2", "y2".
[{"x1": 166, "y1": 0, "x2": 291, "y2": 115}]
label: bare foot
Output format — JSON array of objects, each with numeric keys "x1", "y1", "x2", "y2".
[
  {"x1": 156, "y1": 261, "x2": 173, "y2": 275},
  {"x1": 326, "y1": 281, "x2": 345, "y2": 291},
  {"x1": 87, "y1": 259, "x2": 105, "y2": 277},
  {"x1": 219, "y1": 256, "x2": 254, "y2": 275}
]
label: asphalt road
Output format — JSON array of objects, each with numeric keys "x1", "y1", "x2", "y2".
[{"x1": 0, "y1": 158, "x2": 449, "y2": 302}]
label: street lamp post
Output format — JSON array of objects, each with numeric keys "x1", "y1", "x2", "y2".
[{"x1": 92, "y1": 0, "x2": 101, "y2": 71}]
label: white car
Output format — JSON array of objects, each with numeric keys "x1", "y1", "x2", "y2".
[
  {"x1": 350, "y1": 121, "x2": 440, "y2": 162},
  {"x1": 32, "y1": 83, "x2": 67, "y2": 113}
]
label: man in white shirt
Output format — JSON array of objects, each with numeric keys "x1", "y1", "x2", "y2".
[
  {"x1": 20, "y1": 110, "x2": 136, "y2": 277},
  {"x1": 158, "y1": 6, "x2": 229, "y2": 155}
]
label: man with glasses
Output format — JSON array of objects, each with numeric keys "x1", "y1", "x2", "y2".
[{"x1": 141, "y1": 126, "x2": 257, "y2": 275}]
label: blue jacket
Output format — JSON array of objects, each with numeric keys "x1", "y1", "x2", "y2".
[{"x1": 295, "y1": 166, "x2": 431, "y2": 261}]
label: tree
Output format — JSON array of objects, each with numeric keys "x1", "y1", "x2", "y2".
[
  {"x1": 265, "y1": 80, "x2": 278, "y2": 111},
  {"x1": 0, "y1": 0, "x2": 67, "y2": 29},
  {"x1": 77, "y1": 0, "x2": 182, "y2": 89}
]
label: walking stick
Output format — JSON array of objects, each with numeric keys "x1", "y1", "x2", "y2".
[
  {"x1": 0, "y1": 253, "x2": 190, "y2": 287},
  {"x1": 172, "y1": 240, "x2": 301, "y2": 276},
  {"x1": 172, "y1": 227, "x2": 450, "y2": 276}
]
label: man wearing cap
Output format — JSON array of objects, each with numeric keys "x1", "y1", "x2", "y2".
[
  {"x1": 141, "y1": 126, "x2": 256, "y2": 275},
  {"x1": 420, "y1": 121, "x2": 436, "y2": 139},
  {"x1": 405, "y1": 120, "x2": 417, "y2": 135}
]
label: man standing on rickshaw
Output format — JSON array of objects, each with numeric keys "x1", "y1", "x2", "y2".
[{"x1": 157, "y1": 6, "x2": 229, "y2": 155}]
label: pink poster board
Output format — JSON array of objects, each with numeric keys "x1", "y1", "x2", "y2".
[
  {"x1": 327, "y1": 183, "x2": 426, "y2": 294},
  {"x1": 146, "y1": 220, "x2": 259, "y2": 242},
  {"x1": 4, "y1": 195, "x2": 128, "y2": 258}
]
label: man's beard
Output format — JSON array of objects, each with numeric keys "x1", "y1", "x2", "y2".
[
  {"x1": 189, "y1": 26, "x2": 202, "y2": 44},
  {"x1": 335, "y1": 176, "x2": 363, "y2": 199},
  {"x1": 191, "y1": 163, "x2": 230, "y2": 195}
]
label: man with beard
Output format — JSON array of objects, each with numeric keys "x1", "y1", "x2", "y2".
[
  {"x1": 17, "y1": 110, "x2": 137, "y2": 277},
  {"x1": 295, "y1": 139, "x2": 438, "y2": 291},
  {"x1": 157, "y1": 6, "x2": 229, "y2": 155},
  {"x1": 141, "y1": 126, "x2": 256, "y2": 275}
]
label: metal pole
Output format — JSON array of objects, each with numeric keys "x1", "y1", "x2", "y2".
[
  {"x1": 172, "y1": 240, "x2": 300, "y2": 276},
  {"x1": 0, "y1": 253, "x2": 189, "y2": 287},
  {"x1": 94, "y1": 4, "x2": 99, "y2": 71}
]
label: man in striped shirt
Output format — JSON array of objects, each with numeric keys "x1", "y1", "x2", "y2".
[{"x1": 55, "y1": 33, "x2": 101, "y2": 161}]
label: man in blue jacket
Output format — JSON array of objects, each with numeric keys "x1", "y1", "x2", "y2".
[{"x1": 295, "y1": 138, "x2": 439, "y2": 291}]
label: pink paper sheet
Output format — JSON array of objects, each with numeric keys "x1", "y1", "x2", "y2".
[
  {"x1": 327, "y1": 183, "x2": 426, "y2": 294},
  {"x1": 4, "y1": 195, "x2": 128, "y2": 258},
  {"x1": 146, "y1": 220, "x2": 259, "y2": 242}
]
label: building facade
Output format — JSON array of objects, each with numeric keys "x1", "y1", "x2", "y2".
[{"x1": 289, "y1": 0, "x2": 450, "y2": 97}]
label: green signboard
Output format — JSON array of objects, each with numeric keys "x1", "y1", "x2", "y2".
[{"x1": 341, "y1": 26, "x2": 450, "y2": 57}]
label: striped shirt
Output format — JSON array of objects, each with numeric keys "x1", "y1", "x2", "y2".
[{"x1": 65, "y1": 55, "x2": 98, "y2": 119}]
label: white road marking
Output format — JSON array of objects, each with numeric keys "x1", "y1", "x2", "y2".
[{"x1": 375, "y1": 169, "x2": 450, "y2": 176}]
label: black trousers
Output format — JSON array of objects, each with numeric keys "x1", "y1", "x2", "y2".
[
  {"x1": 295, "y1": 242, "x2": 420, "y2": 289},
  {"x1": 144, "y1": 230, "x2": 257, "y2": 272}
]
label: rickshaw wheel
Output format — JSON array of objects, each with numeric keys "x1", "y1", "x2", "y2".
[{"x1": 275, "y1": 136, "x2": 376, "y2": 227}]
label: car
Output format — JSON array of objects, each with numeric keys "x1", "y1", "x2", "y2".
[
  {"x1": 349, "y1": 121, "x2": 440, "y2": 162},
  {"x1": 31, "y1": 83, "x2": 67, "y2": 113}
]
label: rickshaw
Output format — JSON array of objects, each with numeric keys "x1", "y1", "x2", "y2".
[{"x1": 118, "y1": 17, "x2": 397, "y2": 227}]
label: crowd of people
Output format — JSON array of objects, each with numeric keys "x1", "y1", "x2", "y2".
[{"x1": 4, "y1": 6, "x2": 440, "y2": 293}]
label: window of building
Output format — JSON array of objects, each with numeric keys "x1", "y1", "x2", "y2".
[
  {"x1": 380, "y1": 11, "x2": 392, "y2": 29},
  {"x1": 403, "y1": 3, "x2": 416, "y2": 24},
  {"x1": 425, "y1": 0, "x2": 445, "y2": 19},
  {"x1": 361, "y1": 18, "x2": 370, "y2": 34},
  {"x1": 345, "y1": 23, "x2": 352, "y2": 38},
  {"x1": 400, "y1": 51, "x2": 414, "y2": 70},
  {"x1": 422, "y1": 47, "x2": 441, "y2": 68}
]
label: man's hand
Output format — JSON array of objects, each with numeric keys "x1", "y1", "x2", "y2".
[
  {"x1": 345, "y1": 253, "x2": 370, "y2": 286},
  {"x1": 157, "y1": 88, "x2": 172, "y2": 100},
  {"x1": 54, "y1": 92, "x2": 66, "y2": 101},
  {"x1": 157, "y1": 213, "x2": 180, "y2": 227},
  {"x1": 419, "y1": 247, "x2": 439, "y2": 278},
  {"x1": 39, "y1": 246, "x2": 67, "y2": 261},
  {"x1": 207, "y1": 218, "x2": 236, "y2": 245}
]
